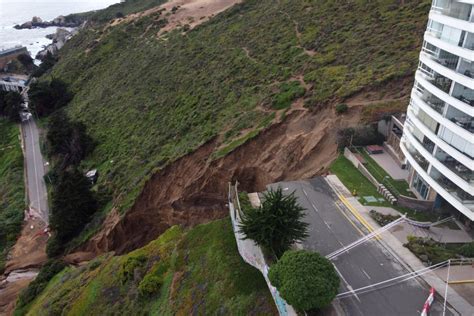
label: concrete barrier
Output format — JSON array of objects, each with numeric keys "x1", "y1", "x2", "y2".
[{"x1": 398, "y1": 194, "x2": 434, "y2": 211}]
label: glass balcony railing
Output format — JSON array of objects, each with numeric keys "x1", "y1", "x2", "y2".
[
  {"x1": 413, "y1": 81, "x2": 446, "y2": 115},
  {"x1": 434, "y1": 148, "x2": 474, "y2": 183},
  {"x1": 404, "y1": 139, "x2": 430, "y2": 172},
  {"x1": 457, "y1": 58, "x2": 473, "y2": 78},
  {"x1": 451, "y1": 82, "x2": 474, "y2": 106},
  {"x1": 432, "y1": 2, "x2": 472, "y2": 21},
  {"x1": 445, "y1": 105, "x2": 474, "y2": 132},
  {"x1": 418, "y1": 62, "x2": 453, "y2": 94},
  {"x1": 431, "y1": 167, "x2": 474, "y2": 203}
]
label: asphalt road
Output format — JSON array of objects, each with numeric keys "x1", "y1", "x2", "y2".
[
  {"x1": 268, "y1": 178, "x2": 454, "y2": 316},
  {"x1": 22, "y1": 118, "x2": 49, "y2": 224}
]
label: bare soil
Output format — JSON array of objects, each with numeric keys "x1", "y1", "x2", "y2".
[
  {"x1": 79, "y1": 103, "x2": 362, "y2": 255},
  {"x1": 0, "y1": 217, "x2": 48, "y2": 315}
]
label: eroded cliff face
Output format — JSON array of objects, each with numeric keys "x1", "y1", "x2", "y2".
[{"x1": 80, "y1": 103, "x2": 362, "y2": 255}]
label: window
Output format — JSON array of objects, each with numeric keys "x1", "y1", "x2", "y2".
[{"x1": 412, "y1": 172, "x2": 430, "y2": 199}]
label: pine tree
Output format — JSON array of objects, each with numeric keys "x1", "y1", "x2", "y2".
[{"x1": 239, "y1": 187, "x2": 308, "y2": 258}]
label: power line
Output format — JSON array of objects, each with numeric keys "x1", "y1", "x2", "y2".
[{"x1": 336, "y1": 260, "x2": 449, "y2": 299}]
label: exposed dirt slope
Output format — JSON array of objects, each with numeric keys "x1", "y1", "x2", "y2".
[{"x1": 81, "y1": 104, "x2": 361, "y2": 255}]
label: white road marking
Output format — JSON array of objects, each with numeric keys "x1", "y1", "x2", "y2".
[
  {"x1": 324, "y1": 221, "x2": 331, "y2": 229},
  {"x1": 283, "y1": 187, "x2": 289, "y2": 191},
  {"x1": 361, "y1": 269, "x2": 371, "y2": 280},
  {"x1": 334, "y1": 266, "x2": 360, "y2": 302}
]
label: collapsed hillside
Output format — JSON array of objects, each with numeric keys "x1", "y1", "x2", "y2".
[{"x1": 48, "y1": 0, "x2": 430, "y2": 253}]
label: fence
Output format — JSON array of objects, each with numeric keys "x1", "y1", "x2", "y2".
[{"x1": 228, "y1": 183, "x2": 296, "y2": 316}]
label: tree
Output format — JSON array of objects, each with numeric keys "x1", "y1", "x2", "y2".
[
  {"x1": 29, "y1": 78, "x2": 73, "y2": 117},
  {"x1": 46, "y1": 111, "x2": 95, "y2": 169},
  {"x1": 268, "y1": 250, "x2": 340, "y2": 311},
  {"x1": 32, "y1": 51, "x2": 57, "y2": 78},
  {"x1": 0, "y1": 90, "x2": 22, "y2": 122},
  {"x1": 49, "y1": 168, "x2": 97, "y2": 243},
  {"x1": 239, "y1": 187, "x2": 308, "y2": 258}
]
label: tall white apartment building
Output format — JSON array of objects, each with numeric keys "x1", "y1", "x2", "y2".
[{"x1": 400, "y1": 0, "x2": 473, "y2": 227}]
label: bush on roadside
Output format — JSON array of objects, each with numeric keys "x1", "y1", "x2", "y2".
[
  {"x1": 459, "y1": 242, "x2": 474, "y2": 258},
  {"x1": 268, "y1": 250, "x2": 339, "y2": 311}
]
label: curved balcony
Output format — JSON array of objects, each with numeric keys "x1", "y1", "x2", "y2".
[
  {"x1": 420, "y1": 54, "x2": 474, "y2": 91},
  {"x1": 401, "y1": 140, "x2": 474, "y2": 220},
  {"x1": 405, "y1": 107, "x2": 473, "y2": 168},
  {"x1": 411, "y1": 91, "x2": 473, "y2": 138},
  {"x1": 415, "y1": 72, "x2": 473, "y2": 115},
  {"x1": 402, "y1": 128, "x2": 474, "y2": 195}
]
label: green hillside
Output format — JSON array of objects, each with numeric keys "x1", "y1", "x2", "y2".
[
  {"x1": 18, "y1": 219, "x2": 276, "y2": 315},
  {"x1": 50, "y1": 0, "x2": 431, "y2": 218},
  {"x1": 0, "y1": 119, "x2": 24, "y2": 272}
]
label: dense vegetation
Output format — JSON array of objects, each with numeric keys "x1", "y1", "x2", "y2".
[
  {"x1": 269, "y1": 250, "x2": 340, "y2": 311},
  {"x1": 49, "y1": 0, "x2": 430, "y2": 221},
  {"x1": 0, "y1": 90, "x2": 22, "y2": 123},
  {"x1": 239, "y1": 188, "x2": 308, "y2": 259},
  {"x1": 43, "y1": 112, "x2": 97, "y2": 257},
  {"x1": 0, "y1": 119, "x2": 24, "y2": 272},
  {"x1": 29, "y1": 79, "x2": 73, "y2": 117},
  {"x1": 18, "y1": 219, "x2": 276, "y2": 315}
]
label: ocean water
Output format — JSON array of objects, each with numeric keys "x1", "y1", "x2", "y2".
[{"x1": 0, "y1": 0, "x2": 119, "y2": 59}]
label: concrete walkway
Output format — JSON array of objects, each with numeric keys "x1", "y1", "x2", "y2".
[
  {"x1": 368, "y1": 206, "x2": 473, "y2": 244},
  {"x1": 369, "y1": 151, "x2": 409, "y2": 180},
  {"x1": 326, "y1": 175, "x2": 473, "y2": 315}
]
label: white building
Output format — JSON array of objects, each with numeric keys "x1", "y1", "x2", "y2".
[{"x1": 400, "y1": 0, "x2": 473, "y2": 227}]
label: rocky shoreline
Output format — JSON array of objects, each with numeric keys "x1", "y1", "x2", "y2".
[{"x1": 14, "y1": 16, "x2": 80, "y2": 30}]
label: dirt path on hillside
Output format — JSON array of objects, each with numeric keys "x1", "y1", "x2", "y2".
[
  {"x1": 0, "y1": 217, "x2": 48, "y2": 315},
  {"x1": 79, "y1": 103, "x2": 362, "y2": 255}
]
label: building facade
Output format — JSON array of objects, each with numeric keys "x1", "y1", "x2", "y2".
[
  {"x1": 400, "y1": 0, "x2": 473, "y2": 226},
  {"x1": 0, "y1": 46, "x2": 28, "y2": 70}
]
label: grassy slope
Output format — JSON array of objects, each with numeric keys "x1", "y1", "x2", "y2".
[
  {"x1": 0, "y1": 119, "x2": 24, "y2": 272},
  {"x1": 50, "y1": 0, "x2": 431, "y2": 216},
  {"x1": 23, "y1": 219, "x2": 276, "y2": 315}
]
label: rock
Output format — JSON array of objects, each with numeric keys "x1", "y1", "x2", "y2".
[
  {"x1": 19, "y1": 21, "x2": 32, "y2": 29},
  {"x1": 32, "y1": 16, "x2": 43, "y2": 24}
]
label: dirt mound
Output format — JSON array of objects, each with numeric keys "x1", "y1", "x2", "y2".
[{"x1": 80, "y1": 104, "x2": 361, "y2": 255}]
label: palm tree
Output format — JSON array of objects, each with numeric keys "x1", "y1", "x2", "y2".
[{"x1": 239, "y1": 187, "x2": 308, "y2": 259}]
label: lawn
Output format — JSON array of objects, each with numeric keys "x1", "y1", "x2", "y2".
[
  {"x1": 0, "y1": 118, "x2": 24, "y2": 273},
  {"x1": 355, "y1": 147, "x2": 415, "y2": 198},
  {"x1": 329, "y1": 155, "x2": 390, "y2": 207}
]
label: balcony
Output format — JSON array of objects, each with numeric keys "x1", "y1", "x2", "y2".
[
  {"x1": 419, "y1": 63, "x2": 454, "y2": 94},
  {"x1": 445, "y1": 105, "x2": 474, "y2": 132},
  {"x1": 457, "y1": 58, "x2": 473, "y2": 78},
  {"x1": 404, "y1": 139, "x2": 430, "y2": 172},
  {"x1": 451, "y1": 82, "x2": 474, "y2": 106},
  {"x1": 431, "y1": 167, "x2": 474, "y2": 204},
  {"x1": 413, "y1": 82, "x2": 446, "y2": 114},
  {"x1": 434, "y1": 147, "x2": 473, "y2": 183},
  {"x1": 432, "y1": 0, "x2": 472, "y2": 22}
]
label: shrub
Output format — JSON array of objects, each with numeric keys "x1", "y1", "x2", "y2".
[
  {"x1": 119, "y1": 254, "x2": 148, "y2": 283},
  {"x1": 459, "y1": 242, "x2": 474, "y2": 258},
  {"x1": 138, "y1": 274, "x2": 162, "y2": 297},
  {"x1": 268, "y1": 250, "x2": 339, "y2": 311},
  {"x1": 272, "y1": 81, "x2": 306, "y2": 110},
  {"x1": 335, "y1": 103, "x2": 348, "y2": 114}
]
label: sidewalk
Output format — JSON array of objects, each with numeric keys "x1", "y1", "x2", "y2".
[{"x1": 326, "y1": 175, "x2": 473, "y2": 315}]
